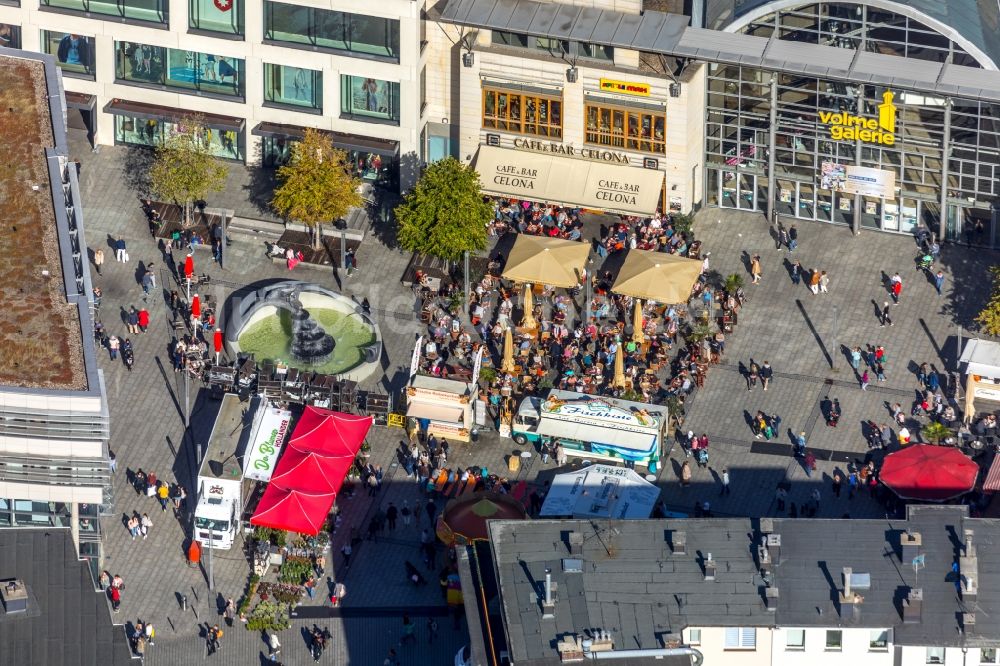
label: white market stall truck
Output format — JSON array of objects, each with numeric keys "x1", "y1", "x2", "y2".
[
  {"x1": 512, "y1": 389, "x2": 666, "y2": 471},
  {"x1": 195, "y1": 394, "x2": 292, "y2": 550}
]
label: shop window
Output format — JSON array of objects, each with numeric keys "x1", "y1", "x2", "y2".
[
  {"x1": 41, "y1": 0, "x2": 165, "y2": 23},
  {"x1": 114, "y1": 41, "x2": 245, "y2": 99},
  {"x1": 483, "y1": 87, "x2": 562, "y2": 139},
  {"x1": 189, "y1": 0, "x2": 243, "y2": 35},
  {"x1": 340, "y1": 75, "x2": 399, "y2": 124},
  {"x1": 585, "y1": 102, "x2": 665, "y2": 155},
  {"x1": 0, "y1": 24, "x2": 19, "y2": 48},
  {"x1": 264, "y1": 2, "x2": 399, "y2": 60},
  {"x1": 115, "y1": 114, "x2": 243, "y2": 160},
  {"x1": 263, "y1": 63, "x2": 322, "y2": 111},
  {"x1": 41, "y1": 31, "x2": 95, "y2": 78}
]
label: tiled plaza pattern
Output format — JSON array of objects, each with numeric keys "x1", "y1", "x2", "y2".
[{"x1": 68, "y1": 131, "x2": 998, "y2": 664}]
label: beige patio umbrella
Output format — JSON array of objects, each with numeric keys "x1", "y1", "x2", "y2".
[
  {"x1": 500, "y1": 326, "x2": 516, "y2": 374},
  {"x1": 521, "y1": 284, "x2": 538, "y2": 329},
  {"x1": 501, "y1": 235, "x2": 591, "y2": 289},
  {"x1": 632, "y1": 299, "x2": 645, "y2": 344},
  {"x1": 611, "y1": 347, "x2": 627, "y2": 389},
  {"x1": 611, "y1": 249, "x2": 704, "y2": 304}
]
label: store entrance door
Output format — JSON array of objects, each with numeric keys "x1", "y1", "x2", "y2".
[{"x1": 717, "y1": 169, "x2": 757, "y2": 210}]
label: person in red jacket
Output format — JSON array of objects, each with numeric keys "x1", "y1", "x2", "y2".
[{"x1": 137, "y1": 307, "x2": 150, "y2": 333}]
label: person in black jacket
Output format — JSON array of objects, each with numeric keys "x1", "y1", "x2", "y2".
[{"x1": 57, "y1": 34, "x2": 90, "y2": 70}]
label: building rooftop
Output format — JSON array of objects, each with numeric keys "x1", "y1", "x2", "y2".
[
  {"x1": 0, "y1": 50, "x2": 91, "y2": 392},
  {"x1": 488, "y1": 506, "x2": 1000, "y2": 663},
  {"x1": 0, "y1": 529, "x2": 132, "y2": 665}
]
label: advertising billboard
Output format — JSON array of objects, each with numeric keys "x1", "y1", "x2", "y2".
[{"x1": 821, "y1": 162, "x2": 895, "y2": 199}]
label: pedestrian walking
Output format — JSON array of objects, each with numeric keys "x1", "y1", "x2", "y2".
[
  {"x1": 680, "y1": 460, "x2": 691, "y2": 486},
  {"x1": 386, "y1": 502, "x2": 398, "y2": 530},
  {"x1": 880, "y1": 423, "x2": 892, "y2": 449},
  {"x1": 876, "y1": 362, "x2": 886, "y2": 383},
  {"x1": 775, "y1": 486, "x2": 787, "y2": 512},
  {"x1": 810, "y1": 488, "x2": 821, "y2": 514},
  {"x1": 804, "y1": 450, "x2": 816, "y2": 477},
  {"x1": 760, "y1": 361, "x2": 773, "y2": 391},
  {"x1": 109, "y1": 450, "x2": 117, "y2": 474},
  {"x1": 720, "y1": 468, "x2": 731, "y2": 496},
  {"x1": 115, "y1": 238, "x2": 128, "y2": 263},
  {"x1": 788, "y1": 224, "x2": 798, "y2": 252},
  {"x1": 108, "y1": 334, "x2": 120, "y2": 360},
  {"x1": 860, "y1": 369, "x2": 870, "y2": 391},
  {"x1": 850, "y1": 346, "x2": 862, "y2": 371},
  {"x1": 156, "y1": 482, "x2": 169, "y2": 511},
  {"x1": 832, "y1": 473, "x2": 842, "y2": 498},
  {"x1": 890, "y1": 272, "x2": 902, "y2": 303},
  {"x1": 426, "y1": 498, "x2": 437, "y2": 525},
  {"x1": 346, "y1": 248, "x2": 357, "y2": 277},
  {"x1": 555, "y1": 443, "x2": 567, "y2": 466},
  {"x1": 341, "y1": 542, "x2": 352, "y2": 568},
  {"x1": 777, "y1": 224, "x2": 789, "y2": 250},
  {"x1": 794, "y1": 431, "x2": 806, "y2": 456},
  {"x1": 127, "y1": 514, "x2": 139, "y2": 540},
  {"x1": 127, "y1": 306, "x2": 139, "y2": 334},
  {"x1": 207, "y1": 624, "x2": 222, "y2": 654},
  {"x1": 750, "y1": 254, "x2": 762, "y2": 284},
  {"x1": 819, "y1": 270, "x2": 830, "y2": 293},
  {"x1": 330, "y1": 581, "x2": 346, "y2": 606},
  {"x1": 880, "y1": 301, "x2": 893, "y2": 327},
  {"x1": 934, "y1": 270, "x2": 945, "y2": 295},
  {"x1": 268, "y1": 633, "x2": 281, "y2": 661},
  {"x1": 110, "y1": 585, "x2": 121, "y2": 613},
  {"x1": 400, "y1": 615, "x2": 418, "y2": 645},
  {"x1": 141, "y1": 270, "x2": 153, "y2": 299},
  {"x1": 145, "y1": 622, "x2": 155, "y2": 646},
  {"x1": 791, "y1": 260, "x2": 802, "y2": 285},
  {"x1": 427, "y1": 618, "x2": 439, "y2": 643},
  {"x1": 140, "y1": 513, "x2": 152, "y2": 539},
  {"x1": 93, "y1": 248, "x2": 104, "y2": 275},
  {"x1": 401, "y1": 500, "x2": 412, "y2": 527},
  {"x1": 747, "y1": 360, "x2": 759, "y2": 391},
  {"x1": 809, "y1": 269, "x2": 821, "y2": 295}
]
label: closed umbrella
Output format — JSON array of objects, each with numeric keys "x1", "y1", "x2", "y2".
[
  {"x1": 521, "y1": 284, "x2": 538, "y2": 330},
  {"x1": 632, "y1": 299, "x2": 645, "y2": 344},
  {"x1": 191, "y1": 293, "x2": 201, "y2": 320},
  {"x1": 184, "y1": 254, "x2": 194, "y2": 299},
  {"x1": 213, "y1": 328, "x2": 223, "y2": 364},
  {"x1": 500, "y1": 326, "x2": 516, "y2": 374},
  {"x1": 611, "y1": 345, "x2": 627, "y2": 389}
]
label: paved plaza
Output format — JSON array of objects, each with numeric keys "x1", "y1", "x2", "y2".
[{"x1": 67, "y1": 129, "x2": 999, "y2": 664}]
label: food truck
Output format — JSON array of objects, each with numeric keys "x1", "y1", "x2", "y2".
[
  {"x1": 194, "y1": 395, "x2": 291, "y2": 549},
  {"x1": 512, "y1": 389, "x2": 666, "y2": 470},
  {"x1": 406, "y1": 374, "x2": 481, "y2": 443}
]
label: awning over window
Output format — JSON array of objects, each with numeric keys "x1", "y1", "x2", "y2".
[
  {"x1": 473, "y1": 145, "x2": 663, "y2": 216},
  {"x1": 407, "y1": 401, "x2": 465, "y2": 424},
  {"x1": 105, "y1": 99, "x2": 245, "y2": 132},
  {"x1": 64, "y1": 91, "x2": 96, "y2": 111}
]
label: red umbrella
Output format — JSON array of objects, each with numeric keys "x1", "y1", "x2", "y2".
[
  {"x1": 184, "y1": 254, "x2": 194, "y2": 279},
  {"x1": 213, "y1": 328, "x2": 223, "y2": 364},
  {"x1": 191, "y1": 294, "x2": 201, "y2": 318},
  {"x1": 880, "y1": 444, "x2": 979, "y2": 502}
]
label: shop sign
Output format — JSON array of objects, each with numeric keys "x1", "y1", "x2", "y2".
[
  {"x1": 512, "y1": 137, "x2": 630, "y2": 164},
  {"x1": 599, "y1": 78, "x2": 651, "y2": 97},
  {"x1": 410, "y1": 387, "x2": 467, "y2": 403},
  {"x1": 244, "y1": 407, "x2": 291, "y2": 482},
  {"x1": 974, "y1": 386, "x2": 1000, "y2": 401},
  {"x1": 818, "y1": 90, "x2": 896, "y2": 145},
  {"x1": 542, "y1": 396, "x2": 659, "y2": 429}
]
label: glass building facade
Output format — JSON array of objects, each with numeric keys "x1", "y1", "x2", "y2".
[{"x1": 704, "y1": 2, "x2": 1000, "y2": 245}]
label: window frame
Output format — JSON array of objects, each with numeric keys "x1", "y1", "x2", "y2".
[
  {"x1": 340, "y1": 74, "x2": 400, "y2": 125},
  {"x1": 188, "y1": 0, "x2": 244, "y2": 36},
  {"x1": 263, "y1": 1, "x2": 400, "y2": 62},
  {"x1": 825, "y1": 629, "x2": 843, "y2": 651},
  {"x1": 40, "y1": 0, "x2": 167, "y2": 25},
  {"x1": 584, "y1": 101, "x2": 665, "y2": 155},
  {"x1": 686, "y1": 629, "x2": 701, "y2": 646},
  {"x1": 868, "y1": 630, "x2": 888, "y2": 651},
  {"x1": 785, "y1": 629, "x2": 805, "y2": 651},
  {"x1": 723, "y1": 627, "x2": 757, "y2": 650},
  {"x1": 113, "y1": 40, "x2": 246, "y2": 101},
  {"x1": 981, "y1": 647, "x2": 999, "y2": 664},
  {"x1": 482, "y1": 86, "x2": 563, "y2": 139},
  {"x1": 41, "y1": 30, "x2": 96, "y2": 80},
  {"x1": 927, "y1": 647, "x2": 945, "y2": 664},
  {"x1": 262, "y1": 62, "x2": 323, "y2": 112}
]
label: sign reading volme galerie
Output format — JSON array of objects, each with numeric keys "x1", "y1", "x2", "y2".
[
  {"x1": 474, "y1": 145, "x2": 663, "y2": 217},
  {"x1": 818, "y1": 90, "x2": 897, "y2": 145},
  {"x1": 599, "y1": 78, "x2": 651, "y2": 97}
]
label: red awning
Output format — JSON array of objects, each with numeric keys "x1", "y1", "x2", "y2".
[
  {"x1": 288, "y1": 407, "x2": 373, "y2": 456},
  {"x1": 270, "y1": 448, "x2": 355, "y2": 495},
  {"x1": 250, "y1": 407, "x2": 372, "y2": 534},
  {"x1": 250, "y1": 486, "x2": 335, "y2": 535},
  {"x1": 984, "y1": 455, "x2": 1000, "y2": 492},
  {"x1": 880, "y1": 444, "x2": 979, "y2": 502}
]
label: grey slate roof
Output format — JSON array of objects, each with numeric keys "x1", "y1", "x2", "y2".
[
  {"x1": 488, "y1": 507, "x2": 1000, "y2": 663},
  {"x1": 0, "y1": 529, "x2": 133, "y2": 666}
]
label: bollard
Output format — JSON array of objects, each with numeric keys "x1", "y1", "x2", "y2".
[{"x1": 182, "y1": 594, "x2": 188, "y2": 612}]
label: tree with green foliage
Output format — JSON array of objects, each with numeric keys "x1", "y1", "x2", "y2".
[
  {"x1": 976, "y1": 266, "x2": 1000, "y2": 336},
  {"x1": 271, "y1": 129, "x2": 362, "y2": 249},
  {"x1": 149, "y1": 117, "x2": 228, "y2": 228},
  {"x1": 395, "y1": 157, "x2": 491, "y2": 263},
  {"x1": 921, "y1": 421, "x2": 952, "y2": 445}
]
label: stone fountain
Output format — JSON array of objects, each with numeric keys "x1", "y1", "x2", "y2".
[{"x1": 279, "y1": 287, "x2": 335, "y2": 365}]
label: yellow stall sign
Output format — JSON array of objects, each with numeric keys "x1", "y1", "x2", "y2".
[
  {"x1": 387, "y1": 413, "x2": 406, "y2": 428},
  {"x1": 599, "y1": 78, "x2": 651, "y2": 97}
]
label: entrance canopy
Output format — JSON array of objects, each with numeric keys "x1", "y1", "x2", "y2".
[
  {"x1": 611, "y1": 249, "x2": 703, "y2": 303},
  {"x1": 540, "y1": 464, "x2": 660, "y2": 519},
  {"x1": 501, "y1": 234, "x2": 591, "y2": 288},
  {"x1": 251, "y1": 486, "x2": 335, "y2": 535},
  {"x1": 475, "y1": 145, "x2": 664, "y2": 217},
  {"x1": 880, "y1": 444, "x2": 979, "y2": 502}
]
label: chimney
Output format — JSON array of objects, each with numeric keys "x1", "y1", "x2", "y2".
[
  {"x1": 542, "y1": 568, "x2": 558, "y2": 618},
  {"x1": 963, "y1": 612, "x2": 976, "y2": 635},
  {"x1": 839, "y1": 567, "x2": 862, "y2": 620},
  {"x1": 758, "y1": 536, "x2": 772, "y2": 576},
  {"x1": 765, "y1": 587, "x2": 779, "y2": 611},
  {"x1": 672, "y1": 531, "x2": 686, "y2": 556},
  {"x1": 902, "y1": 588, "x2": 922, "y2": 624},
  {"x1": 759, "y1": 518, "x2": 774, "y2": 535},
  {"x1": 568, "y1": 531, "x2": 583, "y2": 555},
  {"x1": 557, "y1": 635, "x2": 584, "y2": 662},
  {"x1": 960, "y1": 529, "x2": 979, "y2": 602},
  {"x1": 766, "y1": 533, "x2": 782, "y2": 564},
  {"x1": 704, "y1": 553, "x2": 716, "y2": 581},
  {"x1": 901, "y1": 531, "x2": 921, "y2": 562}
]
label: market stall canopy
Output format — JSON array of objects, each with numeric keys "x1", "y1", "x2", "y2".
[
  {"x1": 540, "y1": 464, "x2": 660, "y2": 519},
  {"x1": 474, "y1": 145, "x2": 664, "y2": 217},
  {"x1": 269, "y1": 448, "x2": 354, "y2": 495},
  {"x1": 501, "y1": 234, "x2": 591, "y2": 289},
  {"x1": 879, "y1": 444, "x2": 979, "y2": 502},
  {"x1": 288, "y1": 407, "x2": 373, "y2": 457},
  {"x1": 611, "y1": 249, "x2": 703, "y2": 303},
  {"x1": 250, "y1": 486, "x2": 335, "y2": 535},
  {"x1": 984, "y1": 455, "x2": 1000, "y2": 492},
  {"x1": 437, "y1": 492, "x2": 528, "y2": 546},
  {"x1": 959, "y1": 339, "x2": 1000, "y2": 378}
]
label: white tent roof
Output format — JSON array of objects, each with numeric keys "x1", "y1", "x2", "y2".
[
  {"x1": 959, "y1": 339, "x2": 1000, "y2": 378},
  {"x1": 539, "y1": 464, "x2": 660, "y2": 520}
]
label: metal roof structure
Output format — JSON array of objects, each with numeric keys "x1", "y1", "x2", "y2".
[{"x1": 435, "y1": 0, "x2": 1000, "y2": 103}]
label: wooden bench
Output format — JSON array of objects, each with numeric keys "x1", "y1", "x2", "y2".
[{"x1": 269, "y1": 229, "x2": 361, "y2": 269}]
